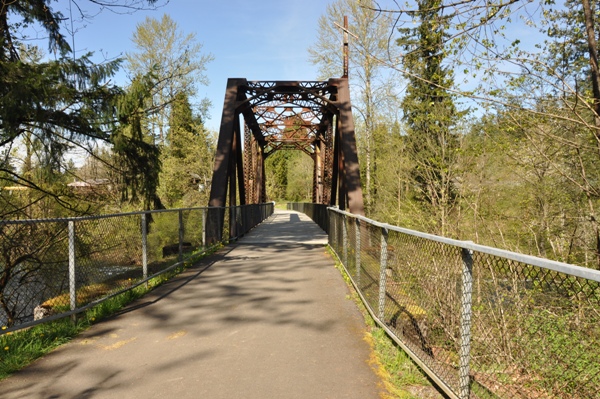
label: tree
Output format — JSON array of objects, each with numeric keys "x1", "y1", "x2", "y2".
[
  {"x1": 286, "y1": 152, "x2": 313, "y2": 202},
  {"x1": 335, "y1": 0, "x2": 600, "y2": 266},
  {"x1": 397, "y1": 0, "x2": 464, "y2": 236},
  {"x1": 126, "y1": 13, "x2": 214, "y2": 144},
  {"x1": 0, "y1": 0, "x2": 165, "y2": 327},
  {"x1": 158, "y1": 92, "x2": 214, "y2": 208},
  {"x1": 535, "y1": 0, "x2": 600, "y2": 265},
  {"x1": 111, "y1": 73, "x2": 163, "y2": 210},
  {"x1": 265, "y1": 151, "x2": 292, "y2": 201},
  {"x1": 309, "y1": 0, "x2": 401, "y2": 209},
  {"x1": 0, "y1": 0, "x2": 164, "y2": 218},
  {"x1": 367, "y1": 120, "x2": 415, "y2": 227}
]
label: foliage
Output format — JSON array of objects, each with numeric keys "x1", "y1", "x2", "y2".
[
  {"x1": 396, "y1": 0, "x2": 465, "y2": 237},
  {"x1": 111, "y1": 73, "x2": 163, "y2": 210},
  {"x1": 309, "y1": 0, "x2": 401, "y2": 208},
  {"x1": 263, "y1": 150, "x2": 313, "y2": 202},
  {"x1": 285, "y1": 153, "x2": 313, "y2": 202},
  {"x1": 158, "y1": 93, "x2": 214, "y2": 208},
  {"x1": 366, "y1": 121, "x2": 429, "y2": 230},
  {"x1": 0, "y1": 0, "x2": 167, "y2": 218},
  {"x1": 264, "y1": 150, "x2": 292, "y2": 201},
  {"x1": 0, "y1": 55, "x2": 122, "y2": 216},
  {"x1": 125, "y1": 13, "x2": 215, "y2": 209},
  {"x1": 126, "y1": 13, "x2": 214, "y2": 143},
  {"x1": 304, "y1": 0, "x2": 600, "y2": 266}
]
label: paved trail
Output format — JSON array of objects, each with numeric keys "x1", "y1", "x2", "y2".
[{"x1": 0, "y1": 210, "x2": 386, "y2": 399}]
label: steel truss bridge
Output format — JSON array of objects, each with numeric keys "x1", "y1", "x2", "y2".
[{"x1": 208, "y1": 78, "x2": 364, "y2": 217}]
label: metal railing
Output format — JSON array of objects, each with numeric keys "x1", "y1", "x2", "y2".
[
  {"x1": 286, "y1": 202, "x2": 329, "y2": 233},
  {"x1": 0, "y1": 203, "x2": 274, "y2": 333},
  {"x1": 289, "y1": 203, "x2": 600, "y2": 399}
]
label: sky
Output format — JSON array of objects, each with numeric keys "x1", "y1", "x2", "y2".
[
  {"x1": 32, "y1": 0, "x2": 550, "y2": 134},
  {"x1": 57, "y1": 0, "x2": 337, "y2": 131}
]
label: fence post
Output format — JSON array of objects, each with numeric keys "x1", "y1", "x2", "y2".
[
  {"x1": 68, "y1": 220, "x2": 77, "y2": 323},
  {"x1": 355, "y1": 218, "x2": 361, "y2": 285},
  {"x1": 332, "y1": 211, "x2": 338, "y2": 250},
  {"x1": 459, "y1": 247, "x2": 474, "y2": 399},
  {"x1": 229, "y1": 206, "x2": 234, "y2": 240},
  {"x1": 327, "y1": 208, "x2": 332, "y2": 246},
  {"x1": 141, "y1": 213, "x2": 148, "y2": 283},
  {"x1": 342, "y1": 215, "x2": 348, "y2": 266},
  {"x1": 237, "y1": 206, "x2": 243, "y2": 237},
  {"x1": 378, "y1": 227, "x2": 389, "y2": 320},
  {"x1": 178, "y1": 210, "x2": 184, "y2": 262},
  {"x1": 202, "y1": 208, "x2": 207, "y2": 248}
]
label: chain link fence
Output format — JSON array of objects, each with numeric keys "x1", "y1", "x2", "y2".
[
  {"x1": 0, "y1": 203, "x2": 274, "y2": 333},
  {"x1": 289, "y1": 203, "x2": 600, "y2": 399}
]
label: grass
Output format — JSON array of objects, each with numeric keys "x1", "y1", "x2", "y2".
[
  {"x1": 328, "y1": 247, "x2": 441, "y2": 399},
  {"x1": 0, "y1": 285, "x2": 145, "y2": 379},
  {"x1": 0, "y1": 245, "x2": 220, "y2": 381}
]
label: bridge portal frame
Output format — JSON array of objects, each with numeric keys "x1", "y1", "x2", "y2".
[{"x1": 208, "y1": 78, "x2": 364, "y2": 222}]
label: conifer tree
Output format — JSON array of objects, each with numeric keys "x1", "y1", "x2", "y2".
[
  {"x1": 0, "y1": 0, "x2": 162, "y2": 216},
  {"x1": 158, "y1": 92, "x2": 213, "y2": 207},
  {"x1": 397, "y1": 0, "x2": 463, "y2": 235}
]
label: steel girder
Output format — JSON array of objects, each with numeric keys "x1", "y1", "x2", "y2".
[{"x1": 208, "y1": 78, "x2": 364, "y2": 219}]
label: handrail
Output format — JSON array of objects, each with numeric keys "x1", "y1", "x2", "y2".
[
  {"x1": 0, "y1": 203, "x2": 275, "y2": 333},
  {"x1": 289, "y1": 202, "x2": 600, "y2": 399}
]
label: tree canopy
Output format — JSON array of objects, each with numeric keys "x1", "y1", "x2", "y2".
[
  {"x1": 126, "y1": 13, "x2": 214, "y2": 143},
  {"x1": 0, "y1": 1, "x2": 216, "y2": 218},
  {"x1": 303, "y1": 0, "x2": 600, "y2": 268}
]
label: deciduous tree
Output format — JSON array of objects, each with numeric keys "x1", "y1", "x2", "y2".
[
  {"x1": 126, "y1": 13, "x2": 214, "y2": 144},
  {"x1": 309, "y1": 0, "x2": 401, "y2": 209},
  {"x1": 158, "y1": 92, "x2": 214, "y2": 208}
]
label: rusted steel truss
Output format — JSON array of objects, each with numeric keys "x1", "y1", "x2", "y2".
[{"x1": 209, "y1": 78, "x2": 364, "y2": 218}]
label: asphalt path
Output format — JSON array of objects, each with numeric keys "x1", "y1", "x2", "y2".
[{"x1": 0, "y1": 210, "x2": 386, "y2": 399}]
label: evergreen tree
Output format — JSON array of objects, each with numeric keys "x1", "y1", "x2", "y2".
[
  {"x1": 112, "y1": 73, "x2": 162, "y2": 210},
  {"x1": 0, "y1": 0, "x2": 162, "y2": 217},
  {"x1": 158, "y1": 92, "x2": 213, "y2": 208},
  {"x1": 397, "y1": 0, "x2": 463, "y2": 235}
]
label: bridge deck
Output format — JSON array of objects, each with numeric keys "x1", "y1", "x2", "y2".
[{"x1": 1, "y1": 210, "x2": 386, "y2": 398}]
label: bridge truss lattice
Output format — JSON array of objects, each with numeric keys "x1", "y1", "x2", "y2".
[{"x1": 209, "y1": 78, "x2": 364, "y2": 216}]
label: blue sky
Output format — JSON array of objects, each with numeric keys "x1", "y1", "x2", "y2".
[
  {"x1": 60, "y1": 0, "x2": 335, "y2": 131},
  {"x1": 37, "y1": 0, "x2": 549, "y2": 133}
]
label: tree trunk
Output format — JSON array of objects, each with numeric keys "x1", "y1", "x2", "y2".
[
  {"x1": 364, "y1": 71, "x2": 373, "y2": 209},
  {"x1": 582, "y1": 0, "x2": 600, "y2": 266},
  {"x1": 582, "y1": 0, "x2": 600, "y2": 131},
  {"x1": 0, "y1": 6, "x2": 19, "y2": 61}
]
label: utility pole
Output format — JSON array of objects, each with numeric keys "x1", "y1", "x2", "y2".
[
  {"x1": 335, "y1": 16, "x2": 355, "y2": 78},
  {"x1": 343, "y1": 15, "x2": 349, "y2": 78}
]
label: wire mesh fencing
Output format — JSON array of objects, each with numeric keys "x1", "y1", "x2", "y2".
[
  {"x1": 290, "y1": 203, "x2": 600, "y2": 399},
  {"x1": 0, "y1": 203, "x2": 274, "y2": 333}
]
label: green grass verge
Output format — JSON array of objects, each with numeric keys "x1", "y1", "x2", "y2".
[
  {"x1": 0, "y1": 245, "x2": 220, "y2": 381},
  {"x1": 328, "y1": 246, "x2": 440, "y2": 399}
]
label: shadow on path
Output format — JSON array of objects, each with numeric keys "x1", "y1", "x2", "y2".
[{"x1": 0, "y1": 210, "x2": 385, "y2": 399}]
